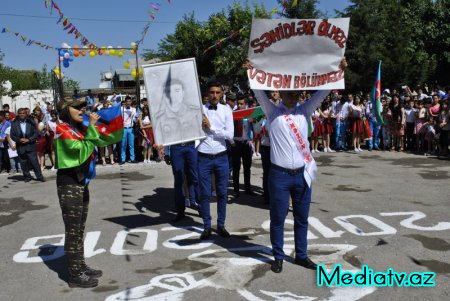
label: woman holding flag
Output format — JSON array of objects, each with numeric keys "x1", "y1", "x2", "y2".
[{"x1": 54, "y1": 97, "x2": 106, "y2": 288}]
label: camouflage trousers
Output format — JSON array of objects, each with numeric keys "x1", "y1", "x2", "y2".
[{"x1": 57, "y1": 184, "x2": 90, "y2": 276}]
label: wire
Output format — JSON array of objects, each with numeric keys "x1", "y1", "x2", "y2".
[{"x1": 0, "y1": 13, "x2": 179, "y2": 24}]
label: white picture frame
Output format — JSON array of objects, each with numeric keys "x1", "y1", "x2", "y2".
[{"x1": 142, "y1": 58, "x2": 206, "y2": 146}]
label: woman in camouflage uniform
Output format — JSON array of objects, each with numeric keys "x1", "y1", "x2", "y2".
[{"x1": 55, "y1": 97, "x2": 102, "y2": 288}]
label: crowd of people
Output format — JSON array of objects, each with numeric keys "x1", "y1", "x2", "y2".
[
  {"x1": 223, "y1": 86, "x2": 450, "y2": 158},
  {"x1": 3, "y1": 77, "x2": 450, "y2": 286},
  {"x1": 1, "y1": 85, "x2": 449, "y2": 180}
]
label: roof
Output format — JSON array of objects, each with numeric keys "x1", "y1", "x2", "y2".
[{"x1": 114, "y1": 69, "x2": 133, "y2": 82}]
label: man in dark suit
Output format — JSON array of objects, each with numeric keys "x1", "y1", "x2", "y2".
[
  {"x1": 231, "y1": 95, "x2": 256, "y2": 198},
  {"x1": 9, "y1": 108, "x2": 45, "y2": 182}
]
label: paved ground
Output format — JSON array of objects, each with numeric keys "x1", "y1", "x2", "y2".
[{"x1": 0, "y1": 151, "x2": 449, "y2": 301}]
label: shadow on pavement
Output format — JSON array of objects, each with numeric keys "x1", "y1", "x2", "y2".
[{"x1": 38, "y1": 245, "x2": 69, "y2": 284}]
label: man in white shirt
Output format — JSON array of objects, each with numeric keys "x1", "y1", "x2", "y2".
[
  {"x1": 120, "y1": 96, "x2": 137, "y2": 164},
  {"x1": 248, "y1": 58, "x2": 347, "y2": 273},
  {"x1": 197, "y1": 81, "x2": 234, "y2": 240},
  {"x1": 333, "y1": 97, "x2": 350, "y2": 151},
  {"x1": 259, "y1": 91, "x2": 280, "y2": 205}
]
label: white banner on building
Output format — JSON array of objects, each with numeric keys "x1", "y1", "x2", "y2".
[{"x1": 247, "y1": 18, "x2": 350, "y2": 91}]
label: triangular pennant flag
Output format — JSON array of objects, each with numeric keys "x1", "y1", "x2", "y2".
[
  {"x1": 63, "y1": 23, "x2": 72, "y2": 31},
  {"x1": 56, "y1": 14, "x2": 64, "y2": 24}
]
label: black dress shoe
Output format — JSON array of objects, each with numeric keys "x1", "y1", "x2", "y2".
[
  {"x1": 81, "y1": 265, "x2": 103, "y2": 278},
  {"x1": 271, "y1": 259, "x2": 283, "y2": 273},
  {"x1": 172, "y1": 213, "x2": 186, "y2": 222},
  {"x1": 189, "y1": 203, "x2": 199, "y2": 211},
  {"x1": 130, "y1": 160, "x2": 139, "y2": 163},
  {"x1": 294, "y1": 257, "x2": 317, "y2": 270},
  {"x1": 200, "y1": 228, "x2": 212, "y2": 240},
  {"x1": 217, "y1": 226, "x2": 230, "y2": 238},
  {"x1": 118, "y1": 161, "x2": 125, "y2": 165},
  {"x1": 68, "y1": 272, "x2": 98, "y2": 288},
  {"x1": 233, "y1": 192, "x2": 240, "y2": 198},
  {"x1": 245, "y1": 190, "x2": 257, "y2": 196},
  {"x1": 37, "y1": 177, "x2": 46, "y2": 182},
  {"x1": 24, "y1": 177, "x2": 32, "y2": 183}
]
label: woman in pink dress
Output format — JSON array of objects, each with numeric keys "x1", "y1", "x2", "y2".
[{"x1": 139, "y1": 106, "x2": 154, "y2": 164}]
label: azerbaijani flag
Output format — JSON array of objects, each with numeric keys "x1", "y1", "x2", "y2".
[
  {"x1": 83, "y1": 105, "x2": 123, "y2": 147},
  {"x1": 54, "y1": 123, "x2": 96, "y2": 170},
  {"x1": 232, "y1": 106, "x2": 265, "y2": 121},
  {"x1": 371, "y1": 61, "x2": 384, "y2": 125}
]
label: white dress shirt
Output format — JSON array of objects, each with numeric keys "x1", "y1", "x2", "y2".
[
  {"x1": 260, "y1": 118, "x2": 271, "y2": 146},
  {"x1": 334, "y1": 101, "x2": 350, "y2": 121},
  {"x1": 197, "y1": 102, "x2": 234, "y2": 154},
  {"x1": 121, "y1": 107, "x2": 137, "y2": 128},
  {"x1": 233, "y1": 118, "x2": 251, "y2": 142},
  {"x1": 405, "y1": 108, "x2": 417, "y2": 123},
  {"x1": 254, "y1": 89, "x2": 330, "y2": 186}
]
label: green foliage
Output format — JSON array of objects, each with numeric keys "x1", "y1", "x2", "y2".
[
  {"x1": 142, "y1": 0, "x2": 449, "y2": 91},
  {"x1": 6, "y1": 70, "x2": 41, "y2": 92},
  {"x1": 0, "y1": 50, "x2": 14, "y2": 96},
  {"x1": 277, "y1": 0, "x2": 323, "y2": 18},
  {"x1": 0, "y1": 50, "x2": 80, "y2": 97},
  {"x1": 142, "y1": 1, "x2": 272, "y2": 87},
  {"x1": 63, "y1": 78, "x2": 80, "y2": 93},
  {"x1": 341, "y1": 0, "x2": 449, "y2": 91},
  {"x1": 36, "y1": 64, "x2": 52, "y2": 90}
]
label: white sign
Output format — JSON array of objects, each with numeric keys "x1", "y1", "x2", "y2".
[{"x1": 247, "y1": 18, "x2": 350, "y2": 91}]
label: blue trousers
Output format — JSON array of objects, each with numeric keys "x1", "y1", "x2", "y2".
[
  {"x1": 170, "y1": 144, "x2": 199, "y2": 214},
  {"x1": 121, "y1": 128, "x2": 135, "y2": 162},
  {"x1": 198, "y1": 154, "x2": 229, "y2": 229},
  {"x1": 335, "y1": 120, "x2": 347, "y2": 150},
  {"x1": 269, "y1": 164, "x2": 312, "y2": 260},
  {"x1": 260, "y1": 145, "x2": 271, "y2": 204},
  {"x1": 367, "y1": 119, "x2": 380, "y2": 149}
]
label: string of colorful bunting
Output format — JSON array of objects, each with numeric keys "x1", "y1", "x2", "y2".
[
  {"x1": 43, "y1": 0, "x2": 98, "y2": 49},
  {"x1": 1, "y1": 27, "x2": 55, "y2": 50},
  {"x1": 202, "y1": 4, "x2": 281, "y2": 55},
  {"x1": 202, "y1": 27, "x2": 247, "y2": 55},
  {"x1": 136, "y1": 1, "x2": 172, "y2": 45}
]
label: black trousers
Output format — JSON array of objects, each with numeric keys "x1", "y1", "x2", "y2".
[
  {"x1": 0, "y1": 147, "x2": 10, "y2": 172},
  {"x1": 406, "y1": 122, "x2": 415, "y2": 150},
  {"x1": 57, "y1": 184, "x2": 90, "y2": 276},
  {"x1": 17, "y1": 149, "x2": 43, "y2": 180},
  {"x1": 260, "y1": 145, "x2": 271, "y2": 204},
  {"x1": 231, "y1": 140, "x2": 252, "y2": 193}
]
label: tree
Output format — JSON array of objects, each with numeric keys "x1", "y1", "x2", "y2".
[
  {"x1": 277, "y1": 0, "x2": 323, "y2": 19},
  {"x1": 0, "y1": 50, "x2": 11, "y2": 96},
  {"x1": 339, "y1": 0, "x2": 439, "y2": 91},
  {"x1": 36, "y1": 64, "x2": 52, "y2": 90},
  {"x1": 142, "y1": 1, "x2": 272, "y2": 87},
  {"x1": 63, "y1": 78, "x2": 80, "y2": 93}
]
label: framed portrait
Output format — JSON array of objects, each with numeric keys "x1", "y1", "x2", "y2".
[{"x1": 142, "y1": 58, "x2": 206, "y2": 146}]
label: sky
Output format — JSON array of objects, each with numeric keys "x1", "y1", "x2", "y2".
[{"x1": 1, "y1": 0, "x2": 351, "y2": 89}]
